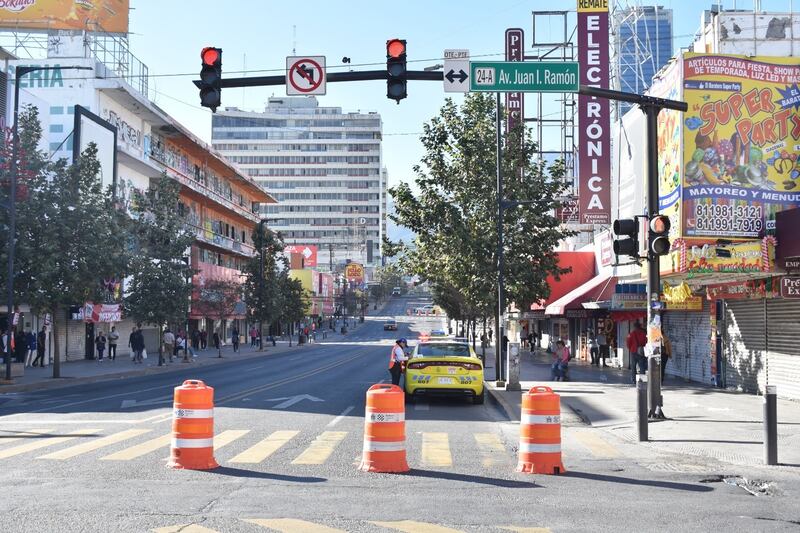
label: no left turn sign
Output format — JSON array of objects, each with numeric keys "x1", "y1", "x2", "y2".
[{"x1": 286, "y1": 56, "x2": 326, "y2": 96}]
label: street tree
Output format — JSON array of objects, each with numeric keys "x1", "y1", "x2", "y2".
[
  {"x1": 275, "y1": 272, "x2": 307, "y2": 344},
  {"x1": 1, "y1": 106, "x2": 130, "y2": 377},
  {"x1": 192, "y1": 278, "x2": 242, "y2": 357},
  {"x1": 388, "y1": 93, "x2": 571, "y2": 338},
  {"x1": 242, "y1": 223, "x2": 286, "y2": 349},
  {"x1": 124, "y1": 177, "x2": 195, "y2": 366}
]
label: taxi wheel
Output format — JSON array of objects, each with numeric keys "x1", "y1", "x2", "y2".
[{"x1": 472, "y1": 389, "x2": 485, "y2": 405}]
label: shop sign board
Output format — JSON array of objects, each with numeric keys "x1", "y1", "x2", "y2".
[
  {"x1": 779, "y1": 257, "x2": 800, "y2": 271},
  {"x1": 664, "y1": 297, "x2": 703, "y2": 311},
  {"x1": 707, "y1": 278, "x2": 780, "y2": 300},
  {"x1": 0, "y1": 0, "x2": 129, "y2": 33},
  {"x1": 668, "y1": 237, "x2": 775, "y2": 277},
  {"x1": 611, "y1": 293, "x2": 647, "y2": 310},
  {"x1": 344, "y1": 262, "x2": 364, "y2": 283},
  {"x1": 780, "y1": 276, "x2": 800, "y2": 298}
]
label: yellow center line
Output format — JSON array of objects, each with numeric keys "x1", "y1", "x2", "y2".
[
  {"x1": 214, "y1": 429, "x2": 250, "y2": 451},
  {"x1": 39, "y1": 429, "x2": 152, "y2": 460},
  {"x1": 245, "y1": 518, "x2": 346, "y2": 532},
  {"x1": 369, "y1": 520, "x2": 465, "y2": 533},
  {"x1": 0, "y1": 429, "x2": 102, "y2": 460},
  {"x1": 100, "y1": 433, "x2": 171, "y2": 461},
  {"x1": 0, "y1": 428, "x2": 54, "y2": 446},
  {"x1": 473, "y1": 432, "x2": 507, "y2": 467},
  {"x1": 573, "y1": 431, "x2": 620, "y2": 458},
  {"x1": 291, "y1": 431, "x2": 347, "y2": 465},
  {"x1": 422, "y1": 432, "x2": 452, "y2": 467},
  {"x1": 152, "y1": 525, "x2": 221, "y2": 533},
  {"x1": 228, "y1": 430, "x2": 299, "y2": 464}
]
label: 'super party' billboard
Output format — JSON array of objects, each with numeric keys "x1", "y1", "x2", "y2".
[{"x1": 682, "y1": 52, "x2": 800, "y2": 239}]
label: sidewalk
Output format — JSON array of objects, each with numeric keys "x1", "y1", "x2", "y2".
[{"x1": 486, "y1": 348, "x2": 800, "y2": 469}]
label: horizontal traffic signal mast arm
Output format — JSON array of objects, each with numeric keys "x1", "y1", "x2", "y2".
[
  {"x1": 192, "y1": 70, "x2": 444, "y2": 89},
  {"x1": 578, "y1": 85, "x2": 688, "y2": 112}
]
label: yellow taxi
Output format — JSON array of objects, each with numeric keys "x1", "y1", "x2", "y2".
[{"x1": 404, "y1": 338, "x2": 485, "y2": 404}]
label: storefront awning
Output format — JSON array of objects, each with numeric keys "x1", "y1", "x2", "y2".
[
  {"x1": 531, "y1": 251, "x2": 596, "y2": 311},
  {"x1": 545, "y1": 274, "x2": 616, "y2": 316}
]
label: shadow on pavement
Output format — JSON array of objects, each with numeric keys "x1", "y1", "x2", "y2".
[
  {"x1": 402, "y1": 468, "x2": 539, "y2": 489},
  {"x1": 202, "y1": 466, "x2": 327, "y2": 483},
  {"x1": 651, "y1": 438, "x2": 762, "y2": 445},
  {"x1": 564, "y1": 470, "x2": 713, "y2": 492}
]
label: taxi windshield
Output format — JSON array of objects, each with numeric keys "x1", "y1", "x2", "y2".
[{"x1": 416, "y1": 343, "x2": 471, "y2": 357}]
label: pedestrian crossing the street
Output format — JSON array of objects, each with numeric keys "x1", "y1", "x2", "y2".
[{"x1": 154, "y1": 519, "x2": 553, "y2": 533}]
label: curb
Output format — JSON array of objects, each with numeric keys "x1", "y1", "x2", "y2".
[{"x1": 485, "y1": 383, "x2": 520, "y2": 423}]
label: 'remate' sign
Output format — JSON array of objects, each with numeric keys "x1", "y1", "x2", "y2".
[
  {"x1": 577, "y1": 0, "x2": 611, "y2": 225},
  {"x1": 780, "y1": 276, "x2": 800, "y2": 299}
]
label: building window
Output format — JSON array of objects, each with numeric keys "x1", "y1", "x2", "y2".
[
  {"x1": 49, "y1": 124, "x2": 64, "y2": 133},
  {"x1": 50, "y1": 106, "x2": 64, "y2": 115}
]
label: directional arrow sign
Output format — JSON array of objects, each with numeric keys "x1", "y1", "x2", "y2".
[
  {"x1": 266, "y1": 394, "x2": 324, "y2": 409},
  {"x1": 120, "y1": 397, "x2": 172, "y2": 409},
  {"x1": 469, "y1": 61, "x2": 579, "y2": 93},
  {"x1": 443, "y1": 48, "x2": 469, "y2": 93}
]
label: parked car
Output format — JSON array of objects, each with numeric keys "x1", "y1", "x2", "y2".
[{"x1": 384, "y1": 319, "x2": 397, "y2": 331}]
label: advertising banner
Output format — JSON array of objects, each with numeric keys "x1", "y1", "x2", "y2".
[
  {"x1": 81, "y1": 303, "x2": 122, "y2": 323},
  {"x1": 0, "y1": 0, "x2": 129, "y2": 33},
  {"x1": 344, "y1": 262, "x2": 364, "y2": 284},
  {"x1": 284, "y1": 244, "x2": 318, "y2": 267},
  {"x1": 667, "y1": 237, "x2": 776, "y2": 277},
  {"x1": 577, "y1": 0, "x2": 611, "y2": 225},
  {"x1": 682, "y1": 52, "x2": 800, "y2": 239},
  {"x1": 505, "y1": 28, "x2": 524, "y2": 134},
  {"x1": 780, "y1": 276, "x2": 800, "y2": 299}
]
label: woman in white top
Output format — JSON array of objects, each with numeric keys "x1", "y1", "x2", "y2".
[{"x1": 389, "y1": 338, "x2": 408, "y2": 386}]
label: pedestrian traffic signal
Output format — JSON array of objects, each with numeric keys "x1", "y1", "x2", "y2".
[
  {"x1": 613, "y1": 218, "x2": 640, "y2": 259},
  {"x1": 386, "y1": 39, "x2": 407, "y2": 103},
  {"x1": 648, "y1": 215, "x2": 671, "y2": 256},
  {"x1": 199, "y1": 47, "x2": 222, "y2": 112}
]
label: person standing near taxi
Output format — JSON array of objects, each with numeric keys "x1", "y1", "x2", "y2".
[{"x1": 389, "y1": 338, "x2": 408, "y2": 386}]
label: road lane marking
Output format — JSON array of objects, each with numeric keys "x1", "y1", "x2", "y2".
[
  {"x1": 369, "y1": 520, "x2": 465, "y2": 532},
  {"x1": 0, "y1": 428, "x2": 54, "y2": 445},
  {"x1": 291, "y1": 431, "x2": 347, "y2": 465},
  {"x1": 326, "y1": 406, "x2": 354, "y2": 427},
  {"x1": 0, "y1": 420, "x2": 149, "y2": 424},
  {"x1": 245, "y1": 518, "x2": 346, "y2": 532},
  {"x1": 153, "y1": 525, "x2": 221, "y2": 533},
  {"x1": 473, "y1": 433, "x2": 506, "y2": 467},
  {"x1": 0, "y1": 428, "x2": 102, "y2": 459},
  {"x1": 38, "y1": 429, "x2": 152, "y2": 460},
  {"x1": 573, "y1": 431, "x2": 620, "y2": 458},
  {"x1": 214, "y1": 430, "x2": 250, "y2": 451},
  {"x1": 421, "y1": 432, "x2": 452, "y2": 467},
  {"x1": 499, "y1": 528, "x2": 553, "y2": 533},
  {"x1": 228, "y1": 430, "x2": 298, "y2": 464},
  {"x1": 100, "y1": 433, "x2": 171, "y2": 461}
]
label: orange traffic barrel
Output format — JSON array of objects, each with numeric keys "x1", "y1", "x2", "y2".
[
  {"x1": 516, "y1": 385, "x2": 565, "y2": 475},
  {"x1": 359, "y1": 384, "x2": 409, "y2": 473},
  {"x1": 167, "y1": 379, "x2": 219, "y2": 470}
]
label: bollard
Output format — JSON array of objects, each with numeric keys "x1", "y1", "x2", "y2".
[
  {"x1": 167, "y1": 379, "x2": 218, "y2": 470},
  {"x1": 359, "y1": 384, "x2": 409, "y2": 473},
  {"x1": 764, "y1": 384, "x2": 778, "y2": 466},
  {"x1": 517, "y1": 386, "x2": 565, "y2": 475},
  {"x1": 637, "y1": 373, "x2": 648, "y2": 442},
  {"x1": 507, "y1": 342, "x2": 521, "y2": 391}
]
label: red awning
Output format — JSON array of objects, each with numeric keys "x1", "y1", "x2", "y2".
[
  {"x1": 611, "y1": 310, "x2": 647, "y2": 322},
  {"x1": 545, "y1": 274, "x2": 617, "y2": 316},
  {"x1": 531, "y1": 251, "x2": 595, "y2": 311}
]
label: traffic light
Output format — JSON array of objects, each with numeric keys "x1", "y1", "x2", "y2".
[
  {"x1": 648, "y1": 215, "x2": 671, "y2": 256},
  {"x1": 386, "y1": 38, "x2": 407, "y2": 103},
  {"x1": 613, "y1": 218, "x2": 640, "y2": 259},
  {"x1": 199, "y1": 47, "x2": 222, "y2": 111}
]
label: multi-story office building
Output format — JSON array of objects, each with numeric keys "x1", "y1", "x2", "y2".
[
  {"x1": 612, "y1": 4, "x2": 673, "y2": 115},
  {"x1": 212, "y1": 97, "x2": 383, "y2": 272}
]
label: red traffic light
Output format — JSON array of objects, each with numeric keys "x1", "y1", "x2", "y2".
[
  {"x1": 387, "y1": 39, "x2": 406, "y2": 58},
  {"x1": 201, "y1": 47, "x2": 221, "y2": 66},
  {"x1": 649, "y1": 215, "x2": 671, "y2": 234}
]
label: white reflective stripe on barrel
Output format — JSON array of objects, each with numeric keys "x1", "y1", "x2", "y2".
[
  {"x1": 362, "y1": 439, "x2": 405, "y2": 452},
  {"x1": 173, "y1": 408, "x2": 213, "y2": 419},
  {"x1": 366, "y1": 412, "x2": 405, "y2": 423},
  {"x1": 519, "y1": 442, "x2": 561, "y2": 454},
  {"x1": 521, "y1": 413, "x2": 561, "y2": 425},
  {"x1": 171, "y1": 437, "x2": 214, "y2": 449}
]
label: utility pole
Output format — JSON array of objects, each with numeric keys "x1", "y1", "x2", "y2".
[{"x1": 495, "y1": 92, "x2": 505, "y2": 386}]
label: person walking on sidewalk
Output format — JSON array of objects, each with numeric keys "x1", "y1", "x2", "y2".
[
  {"x1": 597, "y1": 327, "x2": 609, "y2": 367},
  {"x1": 249, "y1": 326, "x2": 258, "y2": 347},
  {"x1": 162, "y1": 328, "x2": 175, "y2": 363},
  {"x1": 588, "y1": 329, "x2": 599, "y2": 366},
  {"x1": 32, "y1": 327, "x2": 46, "y2": 367},
  {"x1": 200, "y1": 329, "x2": 207, "y2": 350},
  {"x1": 661, "y1": 332, "x2": 672, "y2": 384},
  {"x1": 130, "y1": 325, "x2": 145, "y2": 364},
  {"x1": 551, "y1": 340, "x2": 570, "y2": 381},
  {"x1": 108, "y1": 326, "x2": 119, "y2": 361},
  {"x1": 231, "y1": 327, "x2": 240, "y2": 352},
  {"x1": 191, "y1": 329, "x2": 200, "y2": 351},
  {"x1": 212, "y1": 330, "x2": 220, "y2": 351},
  {"x1": 626, "y1": 321, "x2": 648, "y2": 384},
  {"x1": 388, "y1": 338, "x2": 409, "y2": 386},
  {"x1": 95, "y1": 331, "x2": 107, "y2": 362},
  {"x1": 24, "y1": 329, "x2": 36, "y2": 367}
]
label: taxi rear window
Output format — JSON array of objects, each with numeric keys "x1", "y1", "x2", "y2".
[{"x1": 417, "y1": 343, "x2": 470, "y2": 357}]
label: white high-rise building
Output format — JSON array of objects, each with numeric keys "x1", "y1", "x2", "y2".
[{"x1": 212, "y1": 97, "x2": 384, "y2": 271}]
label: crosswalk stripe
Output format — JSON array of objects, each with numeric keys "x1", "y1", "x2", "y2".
[
  {"x1": 473, "y1": 433, "x2": 506, "y2": 467},
  {"x1": 573, "y1": 431, "x2": 620, "y2": 458},
  {"x1": 100, "y1": 433, "x2": 171, "y2": 461},
  {"x1": 0, "y1": 429, "x2": 102, "y2": 459},
  {"x1": 291, "y1": 431, "x2": 347, "y2": 465},
  {"x1": 228, "y1": 430, "x2": 298, "y2": 464},
  {"x1": 421, "y1": 432, "x2": 452, "y2": 467},
  {"x1": 0, "y1": 428, "x2": 54, "y2": 446},
  {"x1": 38, "y1": 429, "x2": 152, "y2": 460},
  {"x1": 245, "y1": 518, "x2": 346, "y2": 532},
  {"x1": 370, "y1": 520, "x2": 465, "y2": 533},
  {"x1": 499, "y1": 527, "x2": 553, "y2": 533},
  {"x1": 214, "y1": 430, "x2": 250, "y2": 451},
  {"x1": 152, "y1": 525, "x2": 221, "y2": 533}
]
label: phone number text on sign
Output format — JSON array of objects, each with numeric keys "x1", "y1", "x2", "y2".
[{"x1": 693, "y1": 203, "x2": 763, "y2": 237}]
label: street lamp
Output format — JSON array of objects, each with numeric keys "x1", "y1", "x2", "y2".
[{"x1": 4, "y1": 65, "x2": 92, "y2": 382}]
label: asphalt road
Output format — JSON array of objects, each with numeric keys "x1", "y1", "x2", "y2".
[{"x1": 0, "y1": 296, "x2": 798, "y2": 532}]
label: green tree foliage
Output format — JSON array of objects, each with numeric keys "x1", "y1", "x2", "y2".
[
  {"x1": 242, "y1": 223, "x2": 287, "y2": 347},
  {"x1": 191, "y1": 278, "x2": 242, "y2": 357},
  {"x1": 276, "y1": 273, "x2": 307, "y2": 335},
  {"x1": 388, "y1": 93, "x2": 571, "y2": 320},
  {"x1": 370, "y1": 263, "x2": 405, "y2": 302},
  {"x1": 124, "y1": 177, "x2": 194, "y2": 365}
]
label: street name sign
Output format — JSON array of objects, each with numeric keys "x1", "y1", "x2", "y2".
[
  {"x1": 286, "y1": 56, "x2": 326, "y2": 95},
  {"x1": 469, "y1": 61, "x2": 579, "y2": 93},
  {"x1": 443, "y1": 48, "x2": 469, "y2": 93}
]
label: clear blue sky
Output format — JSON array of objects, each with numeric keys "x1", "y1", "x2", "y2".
[{"x1": 128, "y1": 0, "x2": 794, "y2": 192}]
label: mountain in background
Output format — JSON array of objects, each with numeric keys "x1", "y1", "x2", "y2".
[{"x1": 386, "y1": 197, "x2": 415, "y2": 244}]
